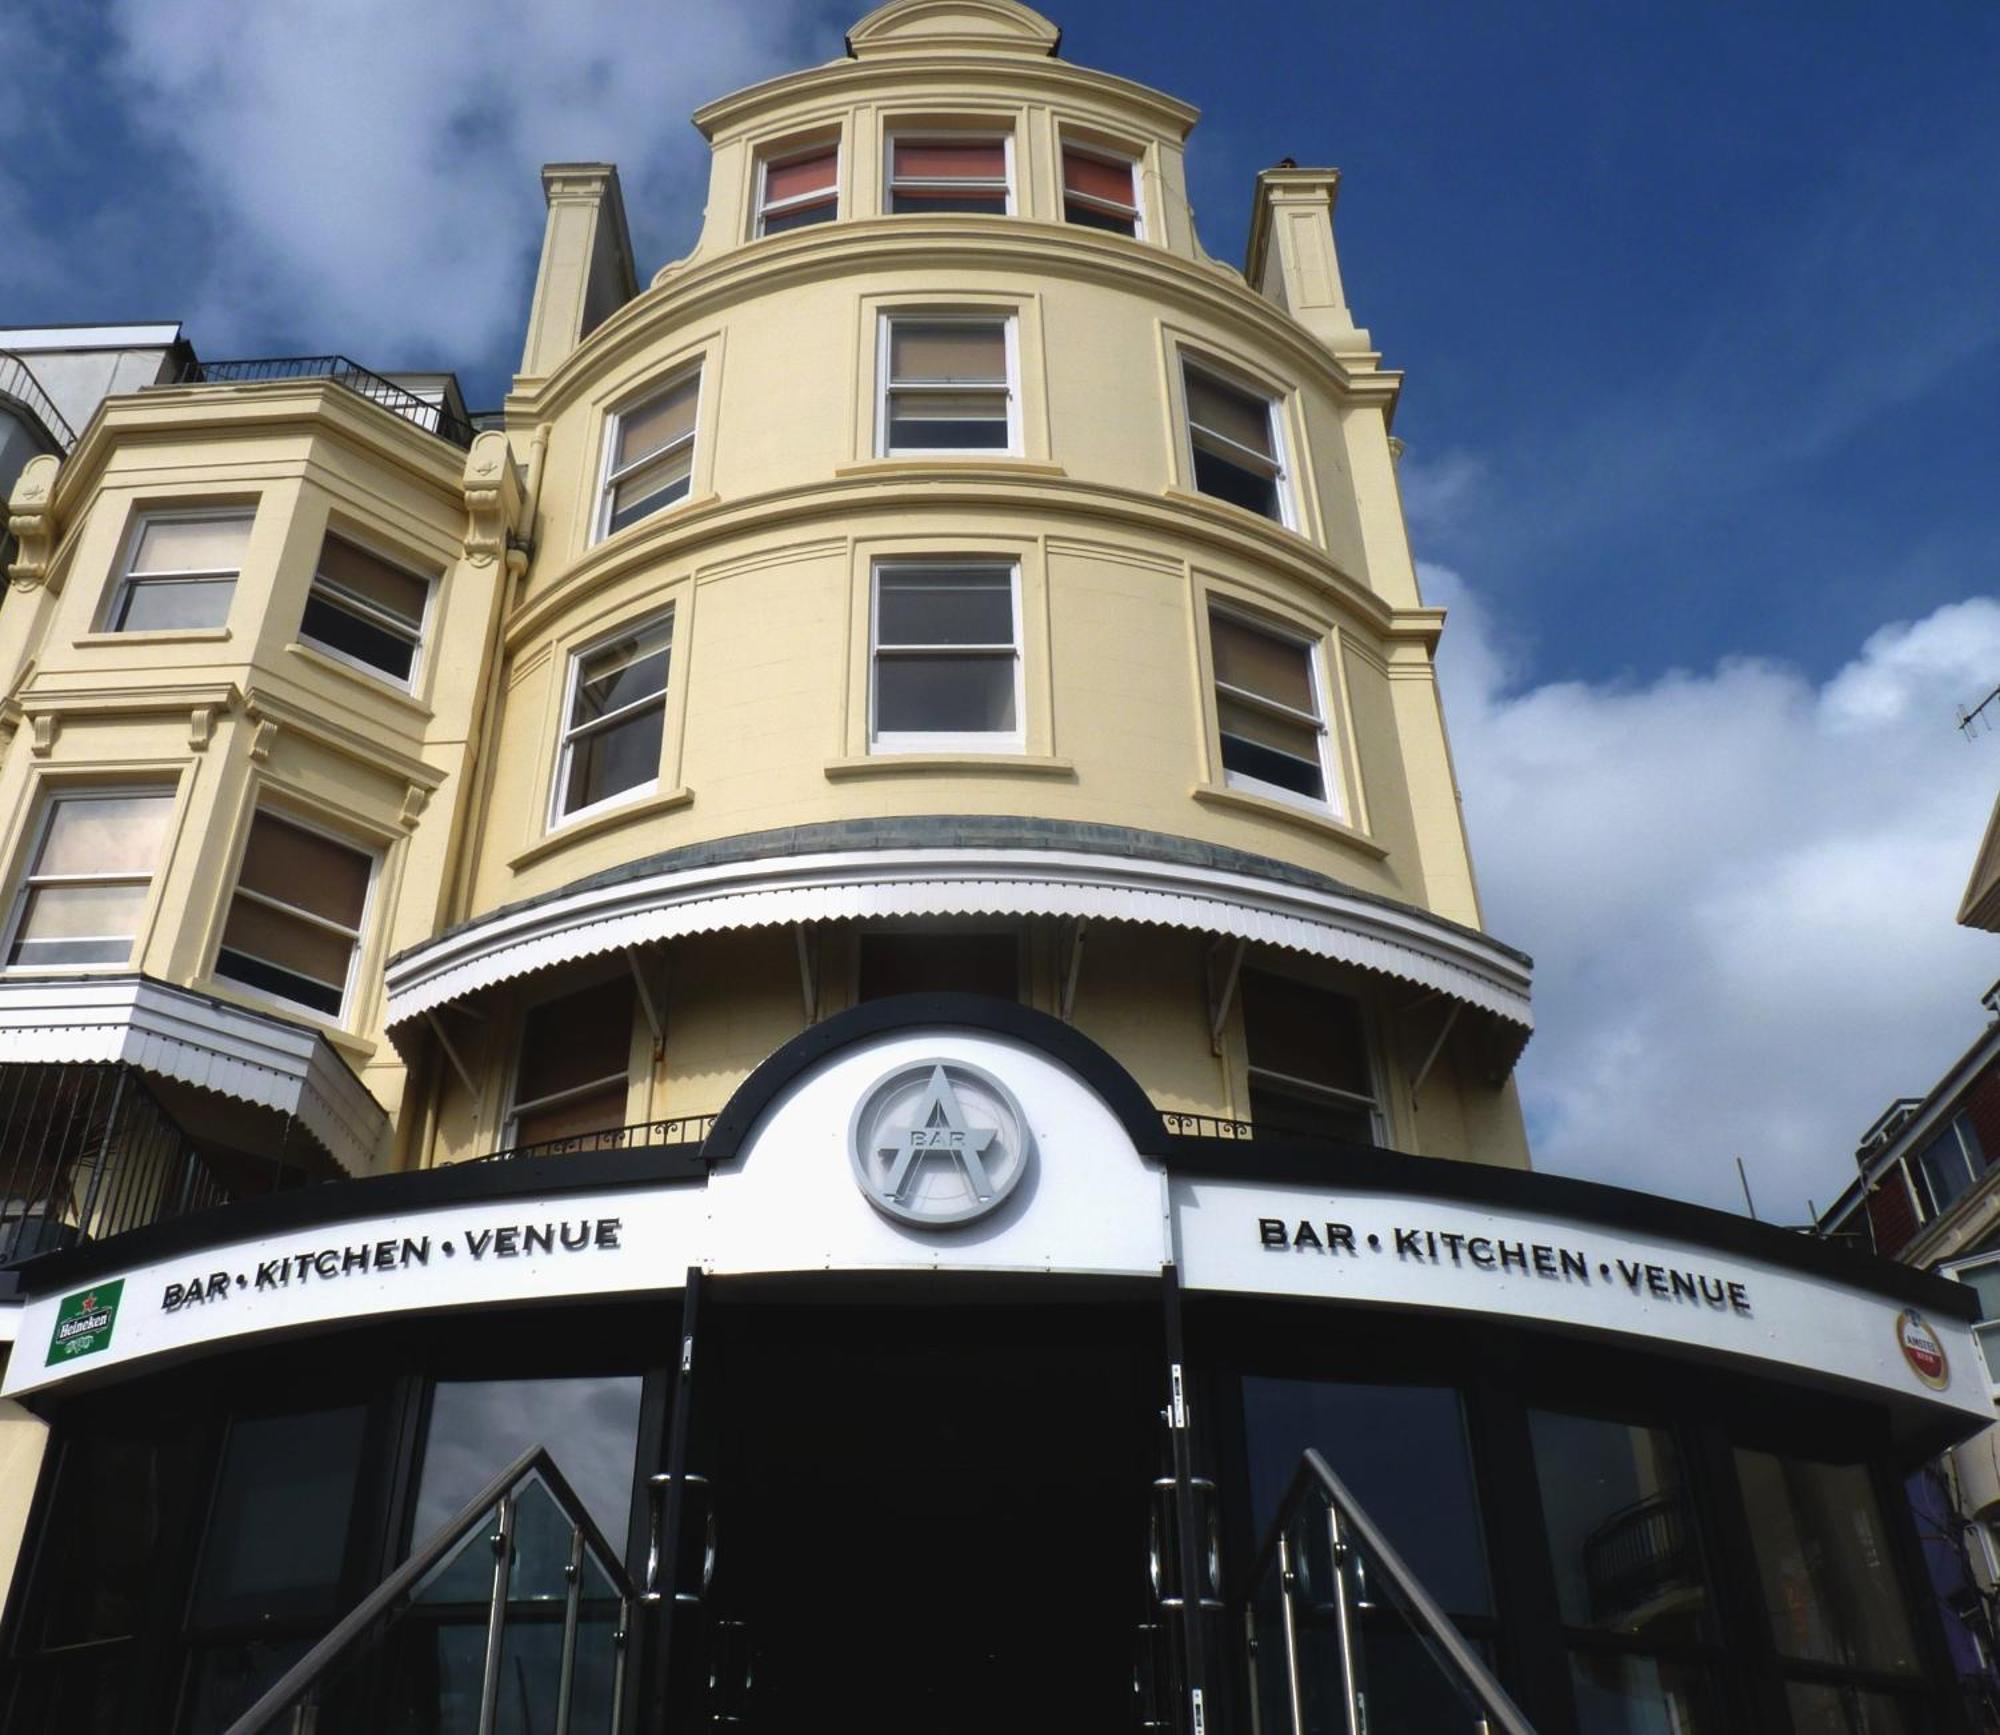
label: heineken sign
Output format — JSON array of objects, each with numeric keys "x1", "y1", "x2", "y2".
[{"x1": 47, "y1": 1279, "x2": 123, "y2": 1365}]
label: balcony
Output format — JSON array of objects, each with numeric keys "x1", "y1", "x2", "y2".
[
  {"x1": 470, "y1": 1115, "x2": 717, "y2": 1166},
  {"x1": 168, "y1": 354, "x2": 476, "y2": 450},
  {"x1": 0, "y1": 1062, "x2": 305, "y2": 1264}
]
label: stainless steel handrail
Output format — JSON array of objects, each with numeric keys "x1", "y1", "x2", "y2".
[
  {"x1": 224, "y1": 1443, "x2": 636, "y2": 1735},
  {"x1": 1246, "y1": 1447, "x2": 1539, "y2": 1735}
]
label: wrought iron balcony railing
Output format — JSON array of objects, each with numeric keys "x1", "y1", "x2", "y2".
[
  {"x1": 171, "y1": 354, "x2": 476, "y2": 449},
  {"x1": 471, "y1": 1116, "x2": 717, "y2": 1166},
  {"x1": 0, "y1": 1063, "x2": 232, "y2": 1264},
  {"x1": 0, "y1": 351, "x2": 76, "y2": 452}
]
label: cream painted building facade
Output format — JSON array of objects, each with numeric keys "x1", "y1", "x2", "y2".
[{"x1": 0, "y1": 7, "x2": 1983, "y2": 1733}]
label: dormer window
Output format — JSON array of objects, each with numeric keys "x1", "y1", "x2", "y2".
[
  {"x1": 757, "y1": 142, "x2": 838, "y2": 235},
  {"x1": 1062, "y1": 145, "x2": 1140, "y2": 237},
  {"x1": 886, "y1": 134, "x2": 1011, "y2": 214}
]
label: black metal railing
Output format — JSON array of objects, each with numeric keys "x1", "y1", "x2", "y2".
[
  {"x1": 1582, "y1": 1492, "x2": 1694, "y2": 1629},
  {"x1": 1244, "y1": 1448, "x2": 1539, "y2": 1735},
  {"x1": 0, "y1": 1063, "x2": 228, "y2": 1264},
  {"x1": 224, "y1": 1445, "x2": 635, "y2": 1734},
  {"x1": 473, "y1": 1116, "x2": 717, "y2": 1166},
  {"x1": 172, "y1": 354, "x2": 476, "y2": 449},
  {"x1": 0, "y1": 351, "x2": 76, "y2": 451},
  {"x1": 1162, "y1": 1111, "x2": 1260, "y2": 1141}
]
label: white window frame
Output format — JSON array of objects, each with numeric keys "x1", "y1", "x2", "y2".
[
  {"x1": 755, "y1": 136, "x2": 841, "y2": 237},
  {"x1": 876, "y1": 311, "x2": 1021, "y2": 458},
  {"x1": 550, "y1": 611, "x2": 674, "y2": 829},
  {"x1": 214, "y1": 809, "x2": 378, "y2": 1025},
  {"x1": 1059, "y1": 139, "x2": 1144, "y2": 238},
  {"x1": 883, "y1": 127, "x2": 1015, "y2": 216},
  {"x1": 869, "y1": 559, "x2": 1024, "y2": 755},
  {"x1": 1943, "y1": 1250, "x2": 2000, "y2": 1390},
  {"x1": 1209, "y1": 604, "x2": 1338, "y2": 816},
  {"x1": 593, "y1": 367, "x2": 702, "y2": 545},
  {"x1": 0, "y1": 787, "x2": 173, "y2": 974},
  {"x1": 1180, "y1": 356, "x2": 1295, "y2": 529},
  {"x1": 297, "y1": 532, "x2": 435, "y2": 692},
  {"x1": 501, "y1": 979, "x2": 634, "y2": 1150},
  {"x1": 103, "y1": 506, "x2": 255, "y2": 633}
]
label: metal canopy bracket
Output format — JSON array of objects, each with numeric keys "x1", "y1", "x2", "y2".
[
  {"x1": 626, "y1": 946, "x2": 666, "y2": 1058},
  {"x1": 794, "y1": 923, "x2": 817, "y2": 1024},
  {"x1": 1060, "y1": 919, "x2": 1088, "y2": 1024},
  {"x1": 1206, "y1": 936, "x2": 1246, "y2": 1057}
]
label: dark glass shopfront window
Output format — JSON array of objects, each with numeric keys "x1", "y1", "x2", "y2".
[
  {"x1": 1529, "y1": 1410, "x2": 1718, "y2": 1733},
  {"x1": 1736, "y1": 1446, "x2": 1926, "y2": 1730},
  {"x1": 1244, "y1": 1377, "x2": 1493, "y2": 1731}
]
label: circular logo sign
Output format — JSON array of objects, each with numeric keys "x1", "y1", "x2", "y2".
[
  {"x1": 1896, "y1": 1308, "x2": 1950, "y2": 1390},
  {"x1": 849, "y1": 1059, "x2": 1032, "y2": 1228}
]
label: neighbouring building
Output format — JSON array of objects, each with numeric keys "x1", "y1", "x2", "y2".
[{"x1": 0, "y1": 6, "x2": 1988, "y2": 1732}]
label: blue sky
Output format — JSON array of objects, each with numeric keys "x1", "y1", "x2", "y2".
[{"x1": 3, "y1": 0, "x2": 1996, "y2": 1215}]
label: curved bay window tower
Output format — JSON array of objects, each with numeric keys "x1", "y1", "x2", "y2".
[{"x1": 0, "y1": 7, "x2": 1989, "y2": 1733}]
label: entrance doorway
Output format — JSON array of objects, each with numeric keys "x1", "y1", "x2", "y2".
[{"x1": 698, "y1": 1286, "x2": 1157, "y2": 1734}]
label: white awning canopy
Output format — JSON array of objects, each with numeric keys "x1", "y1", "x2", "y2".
[
  {"x1": 0, "y1": 975, "x2": 389, "y2": 1176},
  {"x1": 385, "y1": 845, "x2": 1532, "y2": 1057}
]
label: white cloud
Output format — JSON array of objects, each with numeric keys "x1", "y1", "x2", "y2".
[
  {"x1": 97, "y1": 0, "x2": 841, "y2": 369},
  {"x1": 1428, "y1": 564, "x2": 2000, "y2": 1220}
]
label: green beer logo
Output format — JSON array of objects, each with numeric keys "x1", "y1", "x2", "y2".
[{"x1": 47, "y1": 1279, "x2": 123, "y2": 1366}]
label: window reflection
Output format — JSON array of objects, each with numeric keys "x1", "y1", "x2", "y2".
[
  {"x1": 1530, "y1": 1412, "x2": 1705, "y2": 1642},
  {"x1": 1568, "y1": 1648, "x2": 1710, "y2": 1735},
  {"x1": 1735, "y1": 1450, "x2": 1918, "y2": 1675},
  {"x1": 1243, "y1": 1377, "x2": 1490, "y2": 1616},
  {"x1": 413, "y1": 1376, "x2": 644, "y2": 1551},
  {"x1": 1785, "y1": 1681, "x2": 1923, "y2": 1734}
]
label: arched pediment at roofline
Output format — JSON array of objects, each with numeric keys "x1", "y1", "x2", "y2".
[{"x1": 846, "y1": 0, "x2": 1061, "y2": 61}]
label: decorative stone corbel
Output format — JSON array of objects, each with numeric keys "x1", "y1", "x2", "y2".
[
  {"x1": 6, "y1": 455, "x2": 62, "y2": 590},
  {"x1": 400, "y1": 782, "x2": 430, "y2": 827},
  {"x1": 189, "y1": 705, "x2": 216, "y2": 751},
  {"x1": 28, "y1": 713, "x2": 58, "y2": 757},
  {"x1": 461, "y1": 430, "x2": 524, "y2": 572},
  {"x1": 248, "y1": 714, "x2": 279, "y2": 762}
]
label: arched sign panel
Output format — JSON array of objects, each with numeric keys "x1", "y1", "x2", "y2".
[{"x1": 0, "y1": 1020, "x2": 1988, "y2": 1433}]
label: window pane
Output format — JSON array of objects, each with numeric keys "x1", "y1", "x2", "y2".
[
  {"x1": 1242, "y1": 971, "x2": 1372, "y2": 1099},
  {"x1": 889, "y1": 322, "x2": 1005, "y2": 382},
  {"x1": 11, "y1": 884, "x2": 148, "y2": 965},
  {"x1": 614, "y1": 376, "x2": 699, "y2": 471},
  {"x1": 1247, "y1": 1076, "x2": 1374, "y2": 1144},
  {"x1": 878, "y1": 568, "x2": 1013, "y2": 645},
  {"x1": 114, "y1": 575, "x2": 235, "y2": 631},
  {"x1": 301, "y1": 591, "x2": 419, "y2": 680},
  {"x1": 894, "y1": 140, "x2": 1006, "y2": 180},
  {"x1": 1569, "y1": 1651, "x2": 1717, "y2": 1735},
  {"x1": 887, "y1": 396, "x2": 1010, "y2": 449},
  {"x1": 1530, "y1": 1412, "x2": 1706, "y2": 1642},
  {"x1": 564, "y1": 704, "x2": 665, "y2": 811},
  {"x1": 1957, "y1": 1110, "x2": 1988, "y2": 1169},
  {"x1": 1065, "y1": 199, "x2": 1137, "y2": 235},
  {"x1": 515, "y1": 978, "x2": 635, "y2": 1108},
  {"x1": 512, "y1": 1081, "x2": 632, "y2": 1149},
  {"x1": 876, "y1": 654, "x2": 1016, "y2": 734},
  {"x1": 890, "y1": 188, "x2": 1009, "y2": 213},
  {"x1": 36, "y1": 794, "x2": 172, "y2": 876},
  {"x1": 1736, "y1": 1449, "x2": 1919, "y2": 1673},
  {"x1": 1916, "y1": 1125, "x2": 1976, "y2": 1216},
  {"x1": 1958, "y1": 1262, "x2": 2000, "y2": 1319},
  {"x1": 315, "y1": 536, "x2": 427, "y2": 627},
  {"x1": 858, "y1": 932, "x2": 1020, "y2": 1001},
  {"x1": 766, "y1": 149, "x2": 836, "y2": 202},
  {"x1": 238, "y1": 814, "x2": 371, "y2": 929},
  {"x1": 1784, "y1": 1682, "x2": 1922, "y2": 1735},
  {"x1": 193, "y1": 1407, "x2": 368, "y2": 1625},
  {"x1": 1219, "y1": 702, "x2": 1324, "y2": 797},
  {"x1": 413, "y1": 1376, "x2": 643, "y2": 1550},
  {"x1": 130, "y1": 515, "x2": 250, "y2": 574},
  {"x1": 762, "y1": 200, "x2": 836, "y2": 234},
  {"x1": 1185, "y1": 368, "x2": 1275, "y2": 458},
  {"x1": 1192, "y1": 446, "x2": 1282, "y2": 519},
  {"x1": 1063, "y1": 149, "x2": 1135, "y2": 206},
  {"x1": 571, "y1": 629, "x2": 671, "y2": 727},
  {"x1": 1242, "y1": 1378, "x2": 1491, "y2": 1616},
  {"x1": 607, "y1": 446, "x2": 693, "y2": 533},
  {"x1": 219, "y1": 898, "x2": 355, "y2": 1000},
  {"x1": 1212, "y1": 613, "x2": 1316, "y2": 714}
]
